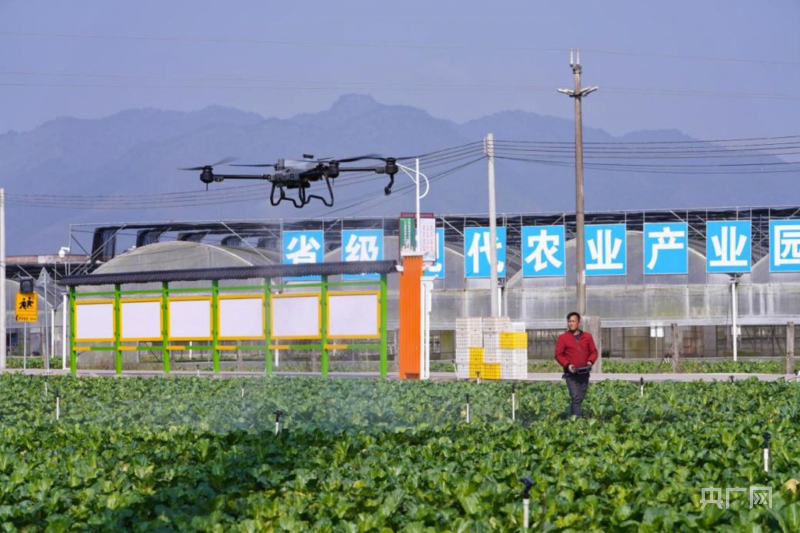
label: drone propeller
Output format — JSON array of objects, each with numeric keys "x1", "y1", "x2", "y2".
[
  {"x1": 228, "y1": 163, "x2": 277, "y2": 168},
  {"x1": 178, "y1": 156, "x2": 238, "y2": 171}
]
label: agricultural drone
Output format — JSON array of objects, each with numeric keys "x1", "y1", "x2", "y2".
[{"x1": 181, "y1": 154, "x2": 399, "y2": 208}]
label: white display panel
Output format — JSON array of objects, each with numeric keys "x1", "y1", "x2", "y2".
[
  {"x1": 271, "y1": 294, "x2": 320, "y2": 339},
  {"x1": 169, "y1": 298, "x2": 212, "y2": 340},
  {"x1": 328, "y1": 292, "x2": 380, "y2": 339},
  {"x1": 75, "y1": 301, "x2": 115, "y2": 341},
  {"x1": 219, "y1": 297, "x2": 265, "y2": 339},
  {"x1": 120, "y1": 300, "x2": 162, "y2": 341}
]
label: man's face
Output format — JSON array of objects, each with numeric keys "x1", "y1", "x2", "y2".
[{"x1": 568, "y1": 315, "x2": 580, "y2": 332}]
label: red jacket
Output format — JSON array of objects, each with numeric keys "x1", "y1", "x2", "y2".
[{"x1": 555, "y1": 330, "x2": 598, "y2": 369}]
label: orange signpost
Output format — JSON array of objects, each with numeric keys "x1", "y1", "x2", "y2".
[{"x1": 398, "y1": 253, "x2": 423, "y2": 379}]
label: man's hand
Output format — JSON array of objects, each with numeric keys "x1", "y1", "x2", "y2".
[
  {"x1": 587, "y1": 361, "x2": 593, "y2": 368},
  {"x1": 567, "y1": 364, "x2": 576, "y2": 373}
]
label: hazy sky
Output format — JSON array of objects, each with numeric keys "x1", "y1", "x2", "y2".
[{"x1": 1, "y1": 0, "x2": 798, "y2": 139}]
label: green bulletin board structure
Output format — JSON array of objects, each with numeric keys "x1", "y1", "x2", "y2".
[{"x1": 60, "y1": 261, "x2": 396, "y2": 377}]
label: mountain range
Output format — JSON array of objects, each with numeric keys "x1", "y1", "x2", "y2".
[{"x1": 0, "y1": 94, "x2": 790, "y2": 254}]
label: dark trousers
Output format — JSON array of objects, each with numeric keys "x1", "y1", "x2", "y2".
[{"x1": 565, "y1": 373, "x2": 590, "y2": 418}]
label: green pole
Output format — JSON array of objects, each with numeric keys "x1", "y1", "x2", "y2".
[
  {"x1": 211, "y1": 280, "x2": 220, "y2": 374},
  {"x1": 380, "y1": 273, "x2": 388, "y2": 378},
  {"x1": 264, "y1": 278, "x2": 272, "y2": 376},
  {"x1": 114, "y1": 283, "x2": 122, "y2": 375},
  {"x1": 69, "y1": 286, "x2": 76, "y2": 376},
  {"x1": 161, "y1": 281, "x2": 170, "y2": 374},
  {"x1": 320, "y1": 275, "x2": 328, "y2": 377}
]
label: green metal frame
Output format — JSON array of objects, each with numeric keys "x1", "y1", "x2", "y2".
[
  {"x1": 68, "y1": 276, "x2": 389, "y2": 377},
  {"x1": 114, "y1": 284, "x2": 122, "y2": 375},
  {"x1": 161, "y1": 282, "x2": 170, "y2": 374}
]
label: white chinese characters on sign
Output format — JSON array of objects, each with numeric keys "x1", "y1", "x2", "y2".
[
  {"x1": 643, "y1": 222, "x2": 688, "y2": 275},
  {"x1": 585, "y1": 224, "x2": 627, "y2": 276},
  {"x1": 463, "y1": 227, "x2": 506, "y2": 278},
  {"x1": 526, "y1": 230, "x2": 562, "y2": 272},
  {"x1": 706, "y1": 221, "x2": 751, "y2": 273},
  {"x1": 345, "y1": 234, "x2": 379, "y2": 261},
  {"x1": 283, "y1": 230, "x2": 324, "y2": 281},
  {"x1": 286, "y1": 235, "x2": 321, "y2": 264},
  {"x1": 425, "y1": 228, "x2": 446, "y2": 279},
  {"x1": 342, "y1": 229, "x2": 383, "y2": 281},
  {"x1": 710, "y1": 228, "x2": 747, "y2": 267},
  {"x1": 521, "y1": 226, "x2": 565, "y2": 278},
  {"x1": 770, "y1": 220, "x2": 800, "y2": 272},
  {"x1": 647, "y1": 226, "x2": 684, "y2": 270}
]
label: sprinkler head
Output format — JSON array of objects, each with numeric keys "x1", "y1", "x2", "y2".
[
  {"x1": 512, "y1": 383, "x2": 517, "y2": 393},
  {"x1": 640, "y1": 377, "x2": 644, "y2": 386},
  {"x1": 465, "y1": 393, "x2": 470, "y2": 403},
  {"x1": 521, "y1": 477, "x2": 535, "y2": 498},
  {"x1": 274, "y1": 410, "x2": 284, "y2": 423},
  {"x1": 730, "y1": 375, "x2": 735, "y2": 383},
  {"x1": 763, "y1": 432, "x2": 771, "y2": 448}
]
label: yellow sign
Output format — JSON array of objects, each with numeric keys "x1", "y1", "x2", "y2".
[{"x1": 15, "y1": 293, "x2": 37, "y2": 322}]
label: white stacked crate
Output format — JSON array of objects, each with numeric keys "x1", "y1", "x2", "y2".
[
  {"x1": 501, "y1": 321, "x2": 528, "y2": 380},
  {"x1": 481, "y1": 317, "x2": 510, "y2": 379},
  {"x1": 455, "y1": 317, "x2": 483, "y2": 380}
]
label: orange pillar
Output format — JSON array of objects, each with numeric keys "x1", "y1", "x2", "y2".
[{"x1": 399, "y1": 253, "x2": 423, "y2": 379}]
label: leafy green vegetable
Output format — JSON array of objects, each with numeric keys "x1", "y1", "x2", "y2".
[{"x1": 0, "y1": 375, "x2": 798, "y2": 530}]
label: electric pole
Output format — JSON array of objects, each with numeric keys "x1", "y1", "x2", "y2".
[
  {"x1": 558, "y1": 49, "x2": 598, "y2": 316},
  {"x1": 485, "y1": 133, "x2": 499, "y2": 317}
]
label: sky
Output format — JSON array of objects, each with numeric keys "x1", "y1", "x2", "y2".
[{"x1": 0, "y1": 0, "x2": 798, "y2": 140}]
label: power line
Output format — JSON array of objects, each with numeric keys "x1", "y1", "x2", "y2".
[
  {"x1": 3, "y1": 80, "x2": 799, "y2": 101},
  {"x1": 1, "y1": 30, "x2": 795, "y2": 67}
]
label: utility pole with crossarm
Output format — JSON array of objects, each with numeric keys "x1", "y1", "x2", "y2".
[{"x1": 558, "y1": 49, "x2": 598, "y2": 316}]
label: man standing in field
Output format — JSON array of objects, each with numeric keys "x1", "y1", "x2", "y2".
[{"x1": 555, "y1": 312, "x2": 598, "y2": 418}]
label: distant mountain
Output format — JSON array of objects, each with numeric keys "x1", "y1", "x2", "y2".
[{"x1": 0, "y1": 94, "x2": 790, "y2": 254}]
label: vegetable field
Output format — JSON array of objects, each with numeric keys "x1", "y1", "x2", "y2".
[{"x1": 1, "y1": 375, "x2": 800, "y2": 531}]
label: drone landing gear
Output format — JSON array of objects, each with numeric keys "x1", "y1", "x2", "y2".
[{"x1": 270, "y1": 177, "x2": 335, "y2": 208}]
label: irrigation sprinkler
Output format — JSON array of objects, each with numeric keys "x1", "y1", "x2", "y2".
[
  {"x1": 639, "y1": 377, "x2": 644, "y2": 398},
  {"x1": 465, "y1": 394, "x2": 471, "y2": 424},
  {"x1": 196, "y1": 364, "x2": 200, "y2": 377},
  {"x1": 730, "y1": 375, "x2": 735, "y2": 384},
  {"x1": 274, "y1": 410, "x2": 284, "y2": 435},
  {"x1": 763, "y1": 433, "x2": 771, "y2": 473},
  {"x1": 521, "y1": 477, "x2": 535, "y2": 529},
  {"x1": 44, "y1": 379, "x2": 48, "y2": 399},
  {"x1": 476, "y1": 371, "x2": 481, "y2": 385},
  {"x1": 53, "y1": 387, "x2": 61, "y2": 421},
  {"x1": 241, "y1": 379, "x2": 246, "y2": 398},
  {"x1": 511, "y1": 383, "x2": 517, "y2": 422}
]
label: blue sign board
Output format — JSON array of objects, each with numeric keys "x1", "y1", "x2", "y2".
[
  {"x1": 522, "y1": 226, "x2": 565, "y2": 277},
  {"x1": 464, "y1": 227, "x2": 506, "y2": 278},
  {"x1": 706, "y1": 221, "x2": 751, "y2": 273},
  {"x1": 342, "y1": 229, "x2": 383, "y2": 280},
  {"x1": 770, "y1": 220, "x2": 800, "y2": 272},
  {"x1": 585, "y1": 224, "x2": 627, "y2": 276},
  {"x1": 425, "y1": 228, "x2": 446, "y2": 279},
  {"x1": 643, "y1": 222, "x2": 688, "y2": 275},
  {"x1": 282, "y1": 230, "x2": 324, "y2": 281}
]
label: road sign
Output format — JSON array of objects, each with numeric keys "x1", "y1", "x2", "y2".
[{"x1": 15, "y1": 292, "x2": 37, "y2": 322}]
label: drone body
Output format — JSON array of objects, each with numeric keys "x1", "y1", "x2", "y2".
[{"x1": 182, "y1": 154, "x2": 399, "y2": 208}]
